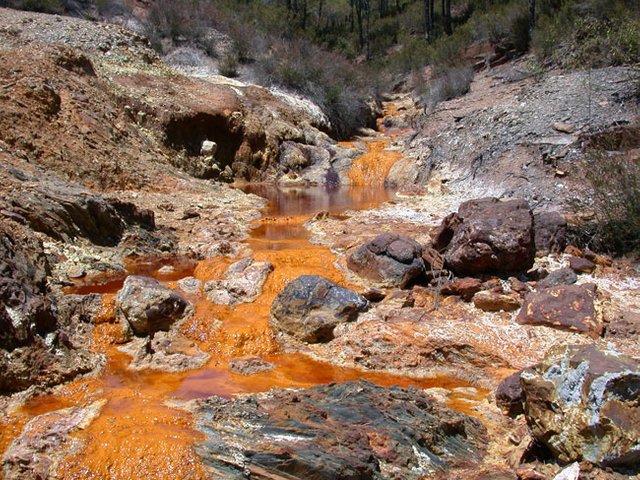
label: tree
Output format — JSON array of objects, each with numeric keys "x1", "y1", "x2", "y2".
[{"x1": 529, "y1": 0, "x2": 536, "y2": 35}]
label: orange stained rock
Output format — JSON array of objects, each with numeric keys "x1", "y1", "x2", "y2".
[{"x1": 348, "y1": 139, "x2": 402, "y2": 187}]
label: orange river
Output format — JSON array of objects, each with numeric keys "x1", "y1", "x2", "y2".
[{"x1": 0, "y1": 110, "x2": 485, "y2": 479}]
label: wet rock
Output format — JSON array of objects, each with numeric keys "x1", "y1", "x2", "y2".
[
  {"x1": 533, "y1": 211, "x2": 567, "y2": 254},
  {"x1": 192, "y1": 381, "x2": 487, "y2": 479},
  {"x1": 204, "y1": 258, "x2": 273, "y2": 305},
  {"x1": 436, "y1": 198, "x2": 535, "y2": 275},
  {"x1": 568, "y1": 256, "x2": 596, "y2": 274},
  {"x1": 115, "y1": 276, "x2": 191, "y2": 336},
  {"x1": 441, "y1": 277, "x2": 483, "y2": 301},
  {"x1": 176, "y1": 276, "x2": 203, "y2": 295},
  {"x1": 473, "y1": 290, "x2": 521, "y2": 312},
  {"x1": 121, "y1": 332, "x2": 209, "y2": 372},
  {"x1": 270, "y1": 275, "x2": 368, "y2": 343},
  {"x1": 496, "y1": 371, "x2": 525, "y2": 416},
  {"x1": 536, "y1": 267, "x2": 577, "y2": 289},
  {"x1": 2, "y1": 401, "x2": 105, "y2": 480},
  {"x1": 521, "y1": 344, "x2": 640, "y2": 467},
  {"x1": 516, "y1": 284, "x2": 602, "y2": 338},
  {"x1": 346, "y1": 233, "x2": 425, "y2": 288},
  {"x1": 228, "y1": 357, "x2": 275, "y2": 376}
]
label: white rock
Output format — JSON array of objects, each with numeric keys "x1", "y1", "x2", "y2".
[
  {"x1": 553, "y1": 462, "x2": 580, "y2": 480},
  {"x1": 201, "y1": 140, "x2": 217, "y2": 155}
]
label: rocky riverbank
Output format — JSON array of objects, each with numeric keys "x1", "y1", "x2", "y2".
[{"x1": 1, "y1": 5, "x2": 639, "y2": 480}]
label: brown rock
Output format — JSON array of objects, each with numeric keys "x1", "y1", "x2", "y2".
[
  {"x1": 441, "y1": 277, "x2": 483, "y2": 301},
  {"x1": 604, "y1": 311, "x2": 640, "y2": 338},
  {"x1": 192, "y1": 381, "x2": 488, "y2": 479},
  {"x1": 517, "y1": 284, "x2": 602, "y2": 337},
  {"x1": 495, "y1": 371, "x2": 525, "y2": 416},
  {"x1": 436, "y1": 198, "x2": 535, "y2": 275},
  {"x1": 534, "y1": 211, "x2": 567, "y2": 253},
  {"x1": 509, "y1": 277, "x2": 530, "y2": 294},
  {"x1": 552, "y1": 122, "x2": 576, "y2": 134},
  {"x1": 473, "y1": 290, "x2": 521, "y2": 312},
  {"x1": 568, "y1": 256, "x2": 596, "y2": 274},
  {"x1": 347, "y1": 233, "x2": 425, "y2": 288},
  {"x1": 565, "y1": 245, "x2": 583, "y2": 257}
]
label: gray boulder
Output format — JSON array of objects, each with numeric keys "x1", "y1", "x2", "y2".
[
  {"x1": 270, "y1": 275, "x2": 368, "y2": 343},
  {"x1": 347, "y1": 233, "x2": 425, "y2": 288},
  {"x1": 115, "y1": 276, "x2": 191, "y2": 336}
]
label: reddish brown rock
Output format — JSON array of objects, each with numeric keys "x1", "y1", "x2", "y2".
[
  {"x1": 516, "y1": 284, "x2": 602, "y2": 338},
  {"x1": 435, "y1": 198, "x2": 535, "y2": 275},
  {"x1": 604, "y1": 311, "x2": 640, "y2": 338},
  {"x1": 568, "y1": 256, "x2": 596, "y2": 274},
  {"x1": 441, "y1": 277, "x2": 483, "y2": 301},
  {"x1": 347, "y1": 233, "x2": 425, "y2": 288},
  {"x1": 473, "y1": 290, "x2": 521, "y2": 312},
  {"x1": 495, "y1": 371, "x2": 525, "y2": 416},
  {"x1": 533, "y1": 211, "x2": 567, "y2": 253}
]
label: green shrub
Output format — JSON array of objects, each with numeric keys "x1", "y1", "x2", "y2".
[
  {"x1": 0, "y1": 0, "x2": 63, "y2": 13},
  {"x1": 218, "y1": 53, "x2": 239, "y2": 77},
  {"x1": 421, "y1": 65, "x2": 474, "y2": 111},
  {"x1": 582, "y1": 152, "x2": 640, "y2": 254}
]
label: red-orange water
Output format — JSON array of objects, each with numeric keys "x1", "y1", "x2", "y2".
[{"x1": 1, "y1": 111, "x2": 483, "y2": 479}]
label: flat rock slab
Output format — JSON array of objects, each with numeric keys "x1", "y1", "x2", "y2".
[
  {"x1": 2, "y1": 401, "x2": 105, "y2": 480},
  {"x1": 516, "y1": 284, "x2": 602, "y2": 338},
  {"x1": 191, "y1": 381, "x2": 487, "y2": 480},
  {"x1": 120, "y1": 331, "x2": 210, "y2": 372}
]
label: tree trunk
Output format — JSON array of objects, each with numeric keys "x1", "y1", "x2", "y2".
[
  {"x1": 444, "y1": 0, "x2": 452, "y2": 35},
  {"x1": 529, "y1": 0, "x2": 536, "y2": 34}
]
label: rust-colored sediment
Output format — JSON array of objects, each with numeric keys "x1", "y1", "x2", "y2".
[{"x1": 1, "y1": 164, "x2": 482, "y2": 477}]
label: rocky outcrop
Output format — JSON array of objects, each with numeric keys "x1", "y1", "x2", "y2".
[
  {"x1": 434, "y1": 198, "x2": 535, "y2": 275},
  {"x1": 346, "y1": 233, "x2": 425, "y2": 288},
  {"x1": 115, "y1": 276, "x2": 192, "y2": 336},
  {"x1": 516, "y1": 284, "x2": 602, "y2": 338},
  {"x1": 520, "y1": 344, "x2": 640, "y2": 468},
  {"x1": 0, "y1": 221, "x2": 98, "y2": 393},
  {"x1": 192, "y1": 381, "x2": 487, "y2": 479},
  {"x1": 204, "y1": 257, "x2": 273, "y2": 305},
  {"x1": 270, "y1": 275, "x2": 368, "y2": 343},
  {"x1": 2, "y1": 401, "x2": 105, "y2": 480}
]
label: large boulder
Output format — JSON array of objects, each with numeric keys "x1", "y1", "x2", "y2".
[
  {"x1": 346, "y1": 233, "x2": 425, "y2": 288},
  {"x1": 521, "y1": 344, "x2": 640, "y2": 467},
  {"x1": 192, "y1": 381, "x2": 488, "y2": 479},
  {"x1": 434, "y1": 198, "x2": 535, "y2": 275},
  {"x1": 115, "y1": 276, "x2": 191, "y2": 336},
  {"x1": 516, "y1": 284, "x2": 602, "y2": 338},
  {"x1": 270, "y1": 275, "x2": 368, "y2": 343}
]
